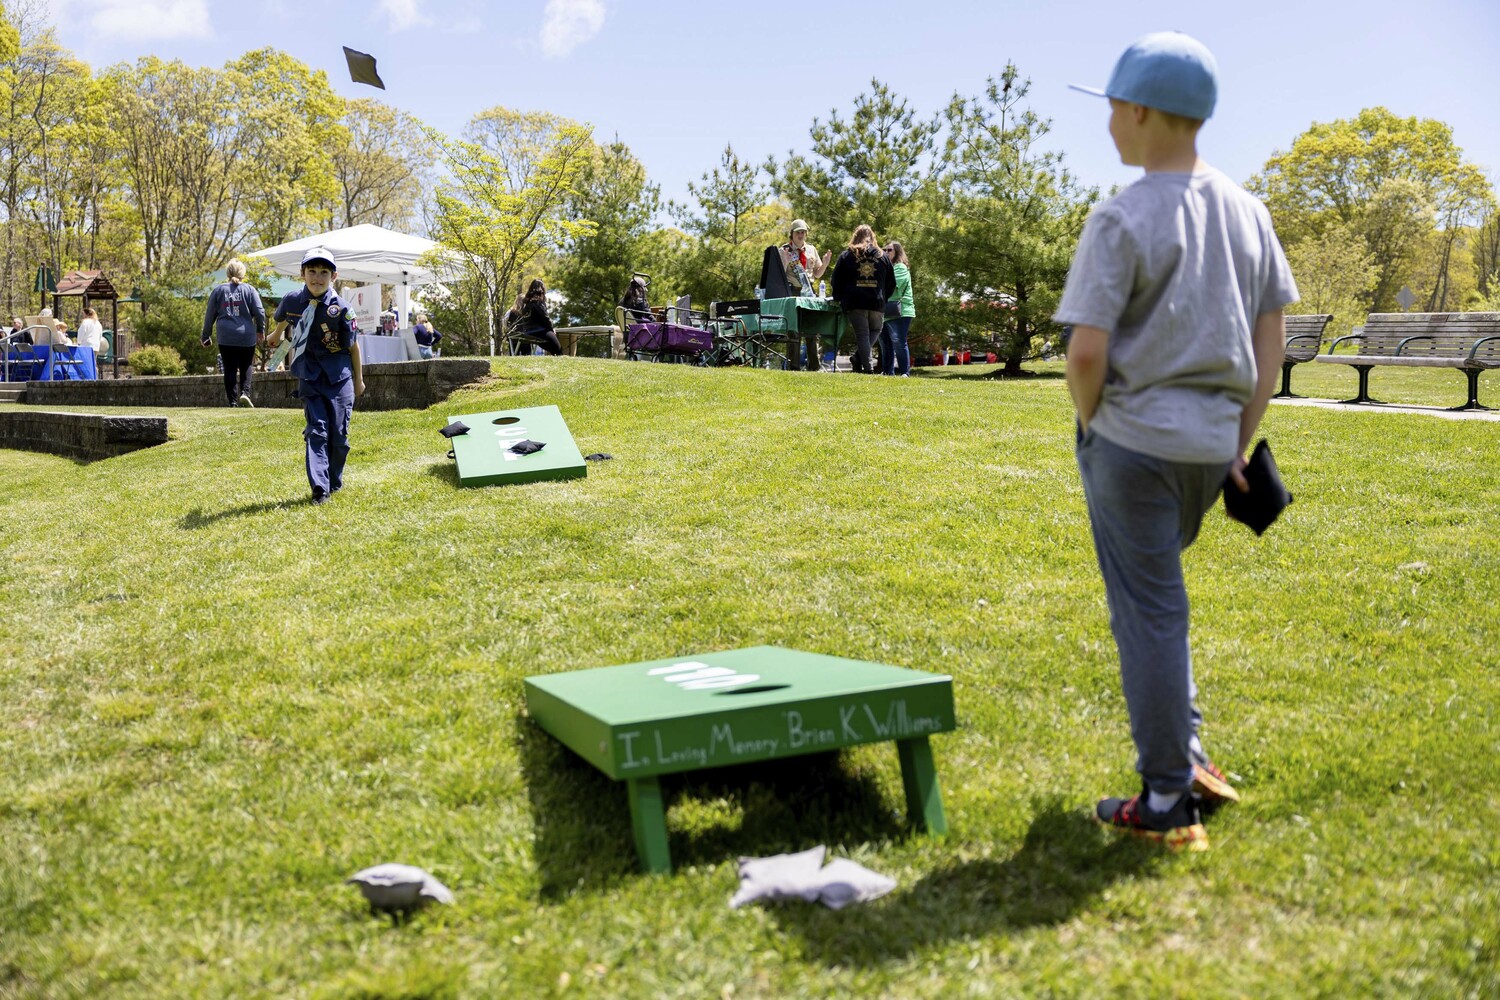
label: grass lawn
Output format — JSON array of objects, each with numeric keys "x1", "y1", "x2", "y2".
[{"x1": 1, "y1": 357, "x2": 1497, "y2": 998}]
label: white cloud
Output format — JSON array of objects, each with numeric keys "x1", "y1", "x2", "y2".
[
  {"x1": 379, "y1": 0, "x2": 431, "y2": 32},
  {"x1": 78, "y1": 0, "x2": 212, "y2": 40},
  {"x1": 540, "y1": 0, "x2": 605, "y2": 59}
]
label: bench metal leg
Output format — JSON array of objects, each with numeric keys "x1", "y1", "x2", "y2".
[
  {"x1": 1339, "y1": 365, "x2": 1384, "y2": 405},
  {"x1": 1449, "y1": 368, "x2": 1492, "y2": 412},
  {"x1": 627, "y1": 776, "x2": 672, "y2": 874},
  {"x1": 1273, "y1": 360, "x2": 1303, "y2": 399},
  {"x1": 896, "y1": 736, "x2": 948, "y2": 837}
]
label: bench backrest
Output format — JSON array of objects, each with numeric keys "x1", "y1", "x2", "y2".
[
  {"x1": 1284, "y1": 314, "x2": 1332, "y2": 360},
  {"x1": 1350, "y1": 313, "x2": 1500, "y2": 363}
]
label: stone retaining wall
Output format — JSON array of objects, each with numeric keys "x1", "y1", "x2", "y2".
[
  {"x1": 23, "y1": 358, "x2": 490, "y2": 411},
  {"x1": 0, "y1": 411, "x2": 168, "y2": 461}
]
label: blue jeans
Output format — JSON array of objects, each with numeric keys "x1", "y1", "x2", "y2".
[
  {"x1": 880, "y1": 316, "x2": 912, "y2": 375},
  {"x1": 1075, "y1": 427, "x2": 1229, "y2": 794}
]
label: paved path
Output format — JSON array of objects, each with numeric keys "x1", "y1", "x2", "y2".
[{"x1": 1271, "y1": 397, "x2": 1500, "y2": 423}]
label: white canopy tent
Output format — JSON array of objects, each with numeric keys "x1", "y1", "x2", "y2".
[{"x1": 247, "y1": 224, "x2": 458, "y2": 328}]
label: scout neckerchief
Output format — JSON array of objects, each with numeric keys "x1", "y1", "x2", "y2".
[{"x1": 286, "y1": 290, "x2": 324, "y2": 372}]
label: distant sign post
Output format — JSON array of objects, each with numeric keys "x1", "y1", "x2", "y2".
[
  {"x1": 1397, "y1": 286, "x2": 1416, "y2": 311},
  {"x1": 525, "y1": 646, "x2": 956, "y2": 873}
]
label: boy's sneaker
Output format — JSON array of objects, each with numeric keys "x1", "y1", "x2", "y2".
[
  {"x1": 238, "y1": 393, "x2": 253, "y2": 408},
  {"x1": 1095, "y1": 788, "x2": 1209, "y2": 852},
  {"x1": 1192, "y1": 759, "x2": 1241, "y2": 806}
]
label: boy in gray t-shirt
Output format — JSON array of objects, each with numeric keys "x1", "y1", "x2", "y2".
[{"x1": 1057, "y1": 32, "x2": 1298, "y2": 851}]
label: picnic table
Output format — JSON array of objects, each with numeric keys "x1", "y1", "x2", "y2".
[
  {"x1": 3, "y1": 343, "x2": 97, "y2": 381},
  {"x1": 741, "y1": 297, "x2": 848, "y2": 369}
]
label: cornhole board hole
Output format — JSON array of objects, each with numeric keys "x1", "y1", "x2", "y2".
[
  {"x1": 448, "y1": 404, "x2": 585, "y2": 487},
  {"x1": 524, "y1": 645, "x2": 956, "y2": 873}
]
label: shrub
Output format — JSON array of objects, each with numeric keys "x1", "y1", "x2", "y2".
[
  {"x1": 127, "y1": 344, "x2": 187, "y2": 376},
  {"x1": 136, "y1": 282, "x2": 215, "y2": 370}
]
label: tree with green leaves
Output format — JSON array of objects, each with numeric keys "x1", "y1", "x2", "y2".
[
  {"x1": 551, "y1": 138, "x2": 659, "y2": 325},
  {"x1": 328, "y1": 98, "x2": 430, "y2": 231},
  {"x1": 1284, "y1": 223, "x2": 1377, "y2": 338},
  {"x1": 1472, "y1": 208, "x2": 1500, "y2": 305},
  {"x1": 918, "y1": 64, "x2": 1095, "y2": 373},
  {"x1": 668, "y1": 144, "x2": 783, "y2": 306},
  {"x1": 0, "y1": 9, "x2": 138, "y2": 315},
  {"x1": 106, "y1": 57, "x2": 250, "y2": 280},
  {"x1": 772, "y1": 79, "x2": 936, "y2": 247},
  {"x1": 428, "y1": 107, "x2": 595, "y2": 353},
  {"x1": 1249, "y1": 107, "x2": 1496, "y2": 311},
  {"x1": 227, "y1": 48, "x2": 344, "y2": 250},
  {"x1": 0, "y1": 3, "x2": 18, "y2": 96}
]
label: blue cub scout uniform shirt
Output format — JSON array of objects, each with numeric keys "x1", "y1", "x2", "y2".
[{"x1": 276, "y1": 288, "x2": 356, "y2": 384}]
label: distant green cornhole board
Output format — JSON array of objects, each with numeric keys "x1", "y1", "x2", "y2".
[
  {"x1": 448, "y1": 404, "x2": 586, "y2": 487},
  {"x1": 524, "y1": 646, "x2": 956, "y2": 873}
]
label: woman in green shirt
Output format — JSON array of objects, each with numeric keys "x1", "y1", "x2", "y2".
[{"x1": 880, "y1": 242, "x2": 916, "y2": 375}]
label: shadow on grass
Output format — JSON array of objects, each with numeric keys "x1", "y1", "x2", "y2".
[
  {"x1": 424, "y1": 460, "x2": 460, "y2": 486},
  {"x1": 767, "y1": 797, "x2": 1164, "y2": 965},
  {"x1": 178, "y1": 496, "x2": 313, "y2": 529},
  {"x1": 517, "y1": 716, "x2": 908, "y2": 901}
]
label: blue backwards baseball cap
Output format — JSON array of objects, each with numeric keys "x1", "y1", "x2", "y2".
[{"x1": 1070, "y1": 31, "x2": 1219, "y2": 120}]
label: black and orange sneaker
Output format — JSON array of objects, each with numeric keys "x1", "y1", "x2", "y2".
[
  {"x1": 1095, "y1": 788, "x2": 1209, "y2": 852},
  {"x1": 1192, "y1": 759, "x2": 1241, "y2": 806}
]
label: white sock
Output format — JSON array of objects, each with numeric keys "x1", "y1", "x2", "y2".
[{"x1": 1147, "y1": 790, "x2": 1182, "y2": 813}]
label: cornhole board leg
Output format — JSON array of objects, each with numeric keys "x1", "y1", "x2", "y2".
[
  {"x1": 896, "y1": 735, "x2": 947, "y2": 836},
  {"x1": 627, "y1": 776, "x2": 672, "y2": 874}
]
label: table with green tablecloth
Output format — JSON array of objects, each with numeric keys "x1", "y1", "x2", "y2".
[{"x1": 740, "y1": 297, "x2": 847, "y2": 369}]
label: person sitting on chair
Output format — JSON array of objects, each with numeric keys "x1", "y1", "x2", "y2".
[
  {"x1": 7, "y1": 317, "x2": 29, "y2": 345},
  {"x1": 515, "y1": 279, "x2": 563, "y2": 356},
  {"x1": 502, "y1": 293, "x2": 524, "y2": 337},
  {"x1": 619, "y1": 276, "x2": 652, "y2": 324}
]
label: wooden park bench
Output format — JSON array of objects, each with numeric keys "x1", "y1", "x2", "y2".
[
  {"x1": 1274, "y1": 313, "x2": 1333, "y2": 398},
  {"x1": 1312, "y1": 312, "x2": 1500, "y2": 411}
]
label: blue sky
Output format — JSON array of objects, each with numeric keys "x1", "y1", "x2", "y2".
[{"x1": 45, "y1": 0, "x2": 1500, "y2": 224}]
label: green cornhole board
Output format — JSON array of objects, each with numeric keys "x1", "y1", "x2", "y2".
[
  {"x1": 524, "y1": 645, "x2": 956, "y2": 874},
  {"x1": 448, "y1": 404, "x2": 586, "y2": 487}
]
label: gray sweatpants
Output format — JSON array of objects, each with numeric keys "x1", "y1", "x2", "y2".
[{"x1": 1076, "y1": 427, "x2": 1229, "y2": 795}]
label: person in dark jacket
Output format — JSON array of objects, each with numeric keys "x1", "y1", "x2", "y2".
[
  {"x1": 619, "y1": 276, "x2": 652, "y2": 324},
  {"x1": 515, "y1": 279, "x2": 563, "y2": 355},
  {"x1": 412, "y1": 312, "x2": 441, "y2": 358},
  {"x1": 830, "y1": 224, "x2": 896, "y2": 373},
  {"x1": 201, "y1": 258, "x2": 267, "y2": 406}
]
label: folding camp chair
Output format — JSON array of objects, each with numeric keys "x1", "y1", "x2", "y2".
[
  {"x1": 4, "y1": 343, "x2": 41, "y2": 381},
  {"x1": 505, "y1": 310, "x2": 559, "y2": 356},
  {"x1": 708, "y1": 300, "x2": 789, "y2": 369}
]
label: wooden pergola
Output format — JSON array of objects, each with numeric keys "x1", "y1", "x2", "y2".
[{"x1": 52, "y1": 270, "x2": 120, "y2": 334}]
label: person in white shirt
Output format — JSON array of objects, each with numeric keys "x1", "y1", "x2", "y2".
[{"x1": 76, "y1": 308, "x2": 105, "y2": 354}]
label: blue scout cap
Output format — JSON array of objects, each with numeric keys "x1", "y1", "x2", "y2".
[
  {"x1": 301, "y1": 246, "x2": 337, "y2": 269},
  {"x1": 1070, "y1": 31, "x2": 1219, "y2": 120}
]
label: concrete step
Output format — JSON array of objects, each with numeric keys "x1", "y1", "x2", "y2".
[{"x1": 0, "y1": 386, "x2": 25, "y2": 403}]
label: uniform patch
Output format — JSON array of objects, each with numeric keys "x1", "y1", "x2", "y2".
[{"x1": 326, "y1": 304, "x2": 342, "y2": 317}]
